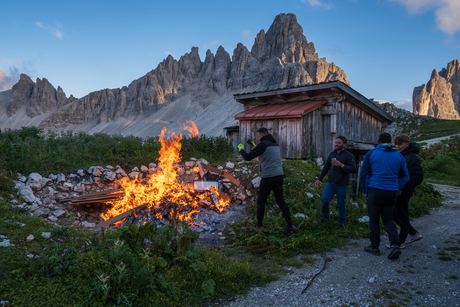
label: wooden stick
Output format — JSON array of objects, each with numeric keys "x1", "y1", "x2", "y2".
[
  {"x1": 96, "y1": 205, "x2": 147, "y2": 228},
  {"x1": 301, "y1": 250, "x2": 331, "y2": 294}
]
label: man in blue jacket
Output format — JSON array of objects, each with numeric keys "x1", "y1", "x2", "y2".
[
  {"x1": 315, "y1": 136, "x2": 357, "y2": 229},
  {"x1": 238, "y1": 127, "x2": 295, "y2": 236},
  {"x1": 361, "y1": 133, "x2": 410, "y2": 260}
]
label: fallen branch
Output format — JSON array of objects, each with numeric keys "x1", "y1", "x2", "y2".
[{"x1": 301, "y1": 250, "x2": 331, "y2": 294}]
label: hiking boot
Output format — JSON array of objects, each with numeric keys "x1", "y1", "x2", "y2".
[
  {"x1": 321, "y1": 217, "x2": 329, "y2": 224},
  {"x1": 388, "y1": 246, "x2": 401, "y2": 260},
  {"x1": 283, "y1": 225, "x2": 297, "y2": 236},
  {"x1": 405, "y1": 232, "x2": 422, "y2": 244},
  {"x1": 364, "y1": 246, "x2": 381, "y2": 256},
  {"x1": 337, "y1": 224, "x2": 344, "y2": 230},
  {"x1": 386, "y1": 243, "x2": 405, "y2": 249}
]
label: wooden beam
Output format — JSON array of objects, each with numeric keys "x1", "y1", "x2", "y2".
[
  {"x1": 222, "y1": 172, "x2": 240, "y2": 186},
  {"x1": 321, "y1": 109, "x2": 337, "y2": 115},
  {"x1": 201, "y1": 164, "x2": 240, "y2": 186},
  {"x1": 96, "y1": 205, "x2": 147, "y2": 228}
]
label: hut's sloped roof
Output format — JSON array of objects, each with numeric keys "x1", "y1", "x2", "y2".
[
  {"x1": 235, "y1": 100, "x2": 327, "y2": 120},
  {"x1": 233, "y1": 81, "x2": 395, "y2": 122}
]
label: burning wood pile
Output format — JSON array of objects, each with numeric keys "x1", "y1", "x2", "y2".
[{"x1": 12, "y1": 121, "x2": 255, "y2": 233}]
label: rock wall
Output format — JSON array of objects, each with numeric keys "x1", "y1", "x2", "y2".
[
  {"x1": 413, "y1": 59, "x2": 460, "y2": 119},
  {"x1": 0, "y1": 13, "x2": 349, "y2": 137}
]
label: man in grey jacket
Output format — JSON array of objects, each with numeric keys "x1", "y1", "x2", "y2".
[{"x1": 238, "y1": 127, "x2": 295, "y2": 236}]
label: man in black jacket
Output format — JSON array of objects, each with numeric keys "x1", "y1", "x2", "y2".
[
  {"x1": 390, "y1": 135, "x2": 424, "y2": 248},
  {"x1": 238, "y1": 127, "x2": 295, "y2": 236},
  {"x1": 314, "y1": 136, "x2": 357, "y2": 229}
]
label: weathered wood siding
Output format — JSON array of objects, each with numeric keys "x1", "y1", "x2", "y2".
[
  {"x1": 238, "y1": 100, "x2": 386, "y2": 160},
  {"x1": 239, "y1": 118, "x2": 303, "y2": 159},
  {"x1": 301, "y1": 109, "x2": 323, "y2": 159},
  {"x1": 335, "y1": 100, "x2": 384, "y2": 143}
]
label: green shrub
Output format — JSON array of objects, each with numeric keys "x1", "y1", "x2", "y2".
[
  {"x1": 0, "y1": 127, "x2": 233, "y2": 175},
  {"x1": 0, "y1": 221, "x2": 268, "y2": 306}
]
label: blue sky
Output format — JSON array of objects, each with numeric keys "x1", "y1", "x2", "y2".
[{"x1": 1, "y1": 0, "x2": 459, "y2": 111}]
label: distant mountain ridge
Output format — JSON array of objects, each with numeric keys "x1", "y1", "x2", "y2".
[
  {"x1": 0, "y1": 13, "x2": 349, "y2": 137},
  {"x1": 413, "y1": 59, "x2": 460, "y2": 119}
]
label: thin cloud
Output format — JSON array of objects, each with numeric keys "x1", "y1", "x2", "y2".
[
  {"x1": 300, "y1": 0, "x2": 334, "y2": 10},
  {"x1": 0, "y1": 67, "x2": 21, "y2": 91},
  {"x1": 35, "y1": 21, "x2": 46, "y2": 29},
  {"x1": 0, "y1": 59, "x2": 36, "y2": 91},
  {"x1": 390, "y1": 0, "x2": 460, "y2": 35},
  {"x1": 164, "y1": 51, "x2": 175, "y2": 58},
  {"x1": 209, "y1": 41, "x2": 218, "y2": 45},
  {"x1": 241, "y1": 30, "x2": 250, "y2": 38},
  {"x1": 377, "y1": 99, "x2": 413, "y2": 112},
  {"x1": 36, "y1": 21, "x2": 64, "y2": 39},
  {"x1": 324, "y1": 44, "x2": 345, "y2": 55}
]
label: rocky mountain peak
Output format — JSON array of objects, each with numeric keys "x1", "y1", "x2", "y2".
[
  {"x1": 413, "y1": 59, "x2": 460, "y2": 119},
  {"x1": 252, "y1": 13, "x2": 317, "y2": 64},
  {"x1": 0, "y1": 13, "x2": 350, "y2": 137}
]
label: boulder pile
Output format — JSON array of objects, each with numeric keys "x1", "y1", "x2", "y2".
[{"x1": 12, "y1": 159, "x2": 258, "y2": 231}]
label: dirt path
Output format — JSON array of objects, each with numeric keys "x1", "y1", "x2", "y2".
[
  {"x1": 421, "y1": 134, "x2": 460, "y2": 148},
  {"x1": 224, "y1": 184, "x2": 460, "y2": 307}
]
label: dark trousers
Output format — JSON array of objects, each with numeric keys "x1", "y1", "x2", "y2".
[
  {"x1": 367, "y1": 188, "x2": 400, "y2": 248},
  {"x1": 393, "y1": 188, "x2": 418, "y2": 243},
  {"x1": 257, "y1": 175, "x2": 292, "y2": 227}
]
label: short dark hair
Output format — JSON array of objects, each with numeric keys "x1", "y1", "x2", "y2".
[
  {"x1": 257, "y1": 127, "x2": 268, "y2": 135},
  {"x1": 378, "y1": 133, "x2": 392, "y2": 143},
  {"x1": 336, "y1": 135, "x2": 347, "y2": 144},
  {"x1": 393, "y1": 135, "x2": 410, "y2": 145}
]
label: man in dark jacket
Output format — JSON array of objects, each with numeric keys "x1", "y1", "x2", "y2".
[
  {"x1": 314, "y1": 136, "x2": 356, "y2": 229},
  {"x1": 238, "y1": 127, "x2": 295, "y2": 236},
  {"x1": 389, "y1": 135, "x2": 424, "y2": 248},
  {"x1": 361, "y1": 133, "x2": 410, "y2": 260}
]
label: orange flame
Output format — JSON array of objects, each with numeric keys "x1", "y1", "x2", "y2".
[
  {"x1": 183, "y1": 120, "x2": 199, "y2": 138},
  {"x1": 101, "y1": 122, "x2": 230, "y2": 223}
]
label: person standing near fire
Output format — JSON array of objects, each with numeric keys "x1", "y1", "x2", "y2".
[
  {"x1": 388, "y1": 134, "x2": 424, "y2": 249},
  {"x1": 361, "y1": 133, "x2": 410, "y2": 260},
  {"x1": 314, "y1": 136, "x2": 357, "y2": 229},
  {"x1": 237, "y1": 127, "x2": 296, "y2": 236}
]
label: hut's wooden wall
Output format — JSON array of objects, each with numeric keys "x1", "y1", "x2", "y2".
[
  {"x1": 301, "y1": 109, "x2": 323, "y2": 159},
  {"x1": 239, "y1": 118, "x2": 303, "y2": 159},
  {"x1": 334, "y1": 100, "x2": 384, "y2": 143},
  {"x1": 238, "y1": 99, "x2": 386, "y2": 160}
]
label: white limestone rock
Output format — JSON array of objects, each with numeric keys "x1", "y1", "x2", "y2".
[
  {"x1": 18, "y1": 186, "x2": 36, "y2": 203},
  {"x1": 26, "y1": 173, "x2": 43, "y2": 190}
]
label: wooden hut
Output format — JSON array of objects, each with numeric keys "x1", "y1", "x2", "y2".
[{"x1": 233, "y1": 81, "x2": 395, "y2": 160}]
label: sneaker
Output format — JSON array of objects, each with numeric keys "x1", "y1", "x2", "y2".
[
  {"x1": 364, "y1": 246, "x2": 381, "y2": 256},
  {"x1": 321, "y1": 217, "x2": 329, "y2": 223},
  {"x1": 338, "y1": 224, "x2": 344, "y2": 230},
  {"x1": 405, "y1": 232, "x2": 423, "y2": 244},
  {"x1": 388, "y1": 246, "x2": 401, "y2": 260},
  {"x1": 253, "y1": 224, "x2": 263, "y2": 229},
  {"x1": 283, "y1": 225, "x2": 297, "y2": 236},
  {"x1": 385, "y1": 243, "x2": 406, "y2": 249}
]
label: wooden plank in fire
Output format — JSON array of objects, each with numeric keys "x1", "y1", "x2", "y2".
[
  {"x1": 197, "y1": 161, "x2": 204, "y2": 178},
  {"x1": 96, "y1": 204, "x2": 147, "y2": 228},
  {"x1": 201, "y1": 164, "x2": 240, "y2": 186},
  {"x1": 222, "y1": 172, "x2": 240, "y2": 186},
  {"x1": 70, "y1": 194, "x2": 125, "y2": 204},
  {"x1": 61, "y1": 188, "x2": 124, "y2": 202}
]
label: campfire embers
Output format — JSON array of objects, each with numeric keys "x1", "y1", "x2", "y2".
[{"x1": 66, "y1": 122, "x2": 241, "y2": 229}]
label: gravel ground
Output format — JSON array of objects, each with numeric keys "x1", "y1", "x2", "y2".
[{"x1": 223, "y1": 184, "x2": 460, "y2": 307}]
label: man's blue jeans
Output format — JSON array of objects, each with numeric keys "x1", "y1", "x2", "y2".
[{"x1": 321, "y1": 182, "x2": 349, "y2": 225}]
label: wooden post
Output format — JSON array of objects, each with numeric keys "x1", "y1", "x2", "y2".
[{"x1": 356, "y1": 157, "x2": 363, "y2": 196}]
